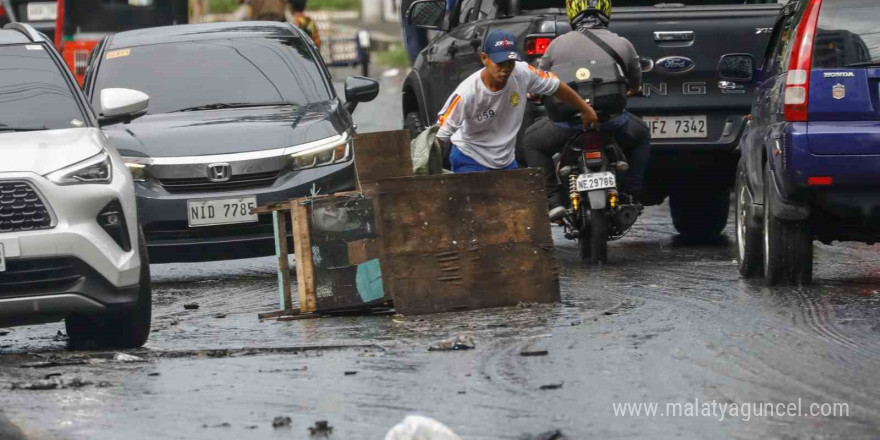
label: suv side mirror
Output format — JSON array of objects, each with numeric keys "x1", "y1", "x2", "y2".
[
  {"x1": 408, "y1": 0, "x2": 446, "y2": 30},
  {"x1": 343, "y1": 76, "x2": 379, "y2": 114},
  {"x1": 99, "y1": 88, "x2": 149, "y2": 125},
  {"x1": 718, "y1": 54, "x2": 755, "y2": 82}
]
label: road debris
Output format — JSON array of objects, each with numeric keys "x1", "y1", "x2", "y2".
[
  {"x1": 520, "y1": 350, "x2": 549, "y2": 357},
  {"x1": 308, "y1": 420, "x2": 333, "y2": 437},
  {"x1": 148, "y1": 372, "x2": 160, "y2": 377},
  {"x1": 272, "y1": 416, "x2": 291, "y2": 428},
  {"x1": 428, "y1": 335, "x2": 475, "y2": 351},
  {"x1": 520, "y1": 429, "x2": 568, "y2": 440},
  {"x1": 0, "y1": 330, "x2": 9, "y2": 336},
  {"x1": 213, "y1": 313, "x2": 227, "y2": 319},
  {"x1": 184, "y1": 303, "x2": 199, "y2": 310},
  {"x1": 539, "y1": 382, "x2": 564, "y2": 390},
  {"x1": 53, "y1": 331, "x2": 68, "y2": 342},
  {"x1": 385, "y1": 415, "x2": 462, "y2": 440},
  {"x1": 20, "y1": 358, "x2": 88, "y2": 368},
  {"x1": 11, "y1": 376, "x2": 92, "y2": 390},
  {"x1": 344, "y1": 371, "x2": 358, "y2": 376},
  {"x1": 113, "y1": 353, "x2": 146, "y2": 363}
]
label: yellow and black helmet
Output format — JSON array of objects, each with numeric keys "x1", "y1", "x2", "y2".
[{"x1": 566, "y1": 0, "x2": 612, "y2": 24}]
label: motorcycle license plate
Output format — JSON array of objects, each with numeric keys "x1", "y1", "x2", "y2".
[{"x1": 576, "y1": 172, "x2": 616, "y2": 191}]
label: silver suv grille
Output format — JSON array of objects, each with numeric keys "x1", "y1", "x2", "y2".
[{"x1": 0, "y1": 181, "x2": 52, "y2": 233}]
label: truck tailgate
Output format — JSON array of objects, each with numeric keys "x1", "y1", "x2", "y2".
[{"x1": 609, "y1": 5, "x2": 780, "y2": 142}]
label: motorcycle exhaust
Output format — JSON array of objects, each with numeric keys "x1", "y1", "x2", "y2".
[{"x1": 615, "y1": 205, "x2": 639, "y2": 228}]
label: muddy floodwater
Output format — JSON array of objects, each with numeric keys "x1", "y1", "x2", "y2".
[{"x1": 2, "y1": 69, "x2": 880, "y2": 439}]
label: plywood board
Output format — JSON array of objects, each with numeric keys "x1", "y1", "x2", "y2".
[{"x1": 373, "y1": 169, "x2": 560, "y2": 315}]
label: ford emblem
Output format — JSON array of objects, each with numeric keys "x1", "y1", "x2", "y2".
[{"x1": 655, "y1": 56, "x2": 696, "y2": 74}]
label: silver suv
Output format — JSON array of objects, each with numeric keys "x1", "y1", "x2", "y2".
[{"x1": 0, "y1": 24, "x2": 151, "y2": 348}]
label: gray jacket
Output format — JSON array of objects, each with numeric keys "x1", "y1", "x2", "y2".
[{"x1": 541, "y1": 27, "x2": 641, "y2": 94}]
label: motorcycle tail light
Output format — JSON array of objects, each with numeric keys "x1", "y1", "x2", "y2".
[
  {"x1": 584, "y1": 151, "x2": 602, "y2": 160},
  {"x1": 525, "y1": 36, "x2": 553, "y2": 56}
]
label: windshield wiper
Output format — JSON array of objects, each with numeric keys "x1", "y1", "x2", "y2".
[
  {"x1": 0, "y1": 125, "x2": 49, "y2": 132},
  {"x1": 170, "y1": 102, "x2": 292, "y2": 113},
  {"x1": 843, "y1": 60, "x2": 880, "y2": 68}
]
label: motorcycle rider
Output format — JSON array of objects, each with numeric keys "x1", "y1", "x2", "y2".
[
  {"x1": 436, "y1": 30, "x2": 599, "y2": 173},
  {"x1": 523, "y1": 0, "x2": 651, "y2": 220}
]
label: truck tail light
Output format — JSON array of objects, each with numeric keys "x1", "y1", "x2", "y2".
[
  {"x1": 784, "y1": 0, "x2": 823, "y2": 122},
  {"x1": 73, "y1": 50, "x2": 89, "y2": 76},
  {"x1": 0, "y1": 5, "x2": 7, "y2": 17},
  {"x1": 525, "y1": 36, "x2": 553, "y2": 56}
]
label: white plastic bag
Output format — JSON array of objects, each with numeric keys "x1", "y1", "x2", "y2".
[{"x1": 384, "y1": 415, "x2": 463, "y2": 440}]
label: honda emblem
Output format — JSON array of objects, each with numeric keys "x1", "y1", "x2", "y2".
[{"x1": 208, "y1": 163, "x2": 231, "y2": 182}]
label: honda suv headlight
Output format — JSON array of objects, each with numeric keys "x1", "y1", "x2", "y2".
[
  {"x1": 46, "y1": 151, "x2": 113, "y2": 185},
  {"x1": 290, "y1": 133, "x2": 352, "y2": 170}
]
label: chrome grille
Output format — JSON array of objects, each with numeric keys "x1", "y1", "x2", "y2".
[
  {"x1": 0, "y1": 181, "x2": 52, "y2": 233},
  {"x1": 156, "y1": 170, "x2": 281, "y2": 194}
]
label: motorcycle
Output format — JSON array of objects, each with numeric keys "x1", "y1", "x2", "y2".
[{"x1": 543, "y1": 61, "x2": 644, "y2": 264}]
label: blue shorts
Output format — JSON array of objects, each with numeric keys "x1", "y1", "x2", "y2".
[{"x1": 450, "y1": 145, "x2": 517, "y2": 173}]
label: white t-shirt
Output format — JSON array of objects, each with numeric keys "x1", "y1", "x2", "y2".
[{"x1": 436, "y1": 61, "x2": 560, "y2": 169}]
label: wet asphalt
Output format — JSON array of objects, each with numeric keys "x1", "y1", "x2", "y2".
[{"x1": 2, "y1": 67, "x2": 880, "y2": 439}]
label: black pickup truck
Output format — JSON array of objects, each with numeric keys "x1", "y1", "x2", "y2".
[{"x1": 404, "y1": 0, "x2": 782, "y2": 240}]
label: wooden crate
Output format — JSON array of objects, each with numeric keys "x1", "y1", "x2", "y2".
[
  {"x1": 372, "y1": 169, "x2": 560, "y2": 315},
  {"x1": 291, "y1": 193, "x2": 389, "y2": 314}
]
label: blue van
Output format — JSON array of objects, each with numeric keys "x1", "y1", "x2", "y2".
[{"x1": 724, "y1": 0, "x2": 880, "y2": 285}]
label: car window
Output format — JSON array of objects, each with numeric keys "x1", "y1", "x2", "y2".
[
  {"x1": 763, "y1": 14, "x2": 795, "y2": 76},
  {"x1": 0, "y1": 44, "x2": 86, "y2": 130},
  {"x1": 452, "y1": 0, "x2": 478, "y2": 27},
  {"x1": 812, "y1": 0, "x2": 880, "y2": 68},
  {"x1": 478, "y1": 0, "x2": 498, "y2": 20},
  {"x1": 91, "y1": 36, "x2": 332, "y2": 115}
]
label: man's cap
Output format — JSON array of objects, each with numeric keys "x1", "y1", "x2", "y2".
[{"x1": 483, "y1": 30, "x2": 520, "y2": 64}]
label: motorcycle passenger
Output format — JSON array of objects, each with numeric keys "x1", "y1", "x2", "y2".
[
  {"x1": 436, "y1": 30, "x2": 599, "y2": 173},
  {"x1": 523, "y1": 0, "x2": 651, "y2": 219}
]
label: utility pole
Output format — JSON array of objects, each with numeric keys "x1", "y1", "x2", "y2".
[{"x1": 362, "y1": 0, "x2": 382, "y2": 23}]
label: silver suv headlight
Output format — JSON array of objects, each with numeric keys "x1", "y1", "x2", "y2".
[
  {"x1": 46, "y1": 151, "x2": 113, "y2": 185},
  {"x1": 290, "y1": 133, "x2": 352, "y2": 170}
]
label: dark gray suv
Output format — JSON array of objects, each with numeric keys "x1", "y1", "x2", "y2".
[{"x1": 83, "y1": 21, "x2": 379, "y2": 263}]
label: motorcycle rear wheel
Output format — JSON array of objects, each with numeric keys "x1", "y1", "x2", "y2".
[{"x1": 579, "y1": 208, "x2": 608, "y2": 265}]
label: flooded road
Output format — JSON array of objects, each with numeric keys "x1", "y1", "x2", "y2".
[{"x1": 2, "y1": 68, "x2": 880, "y2": 439}]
